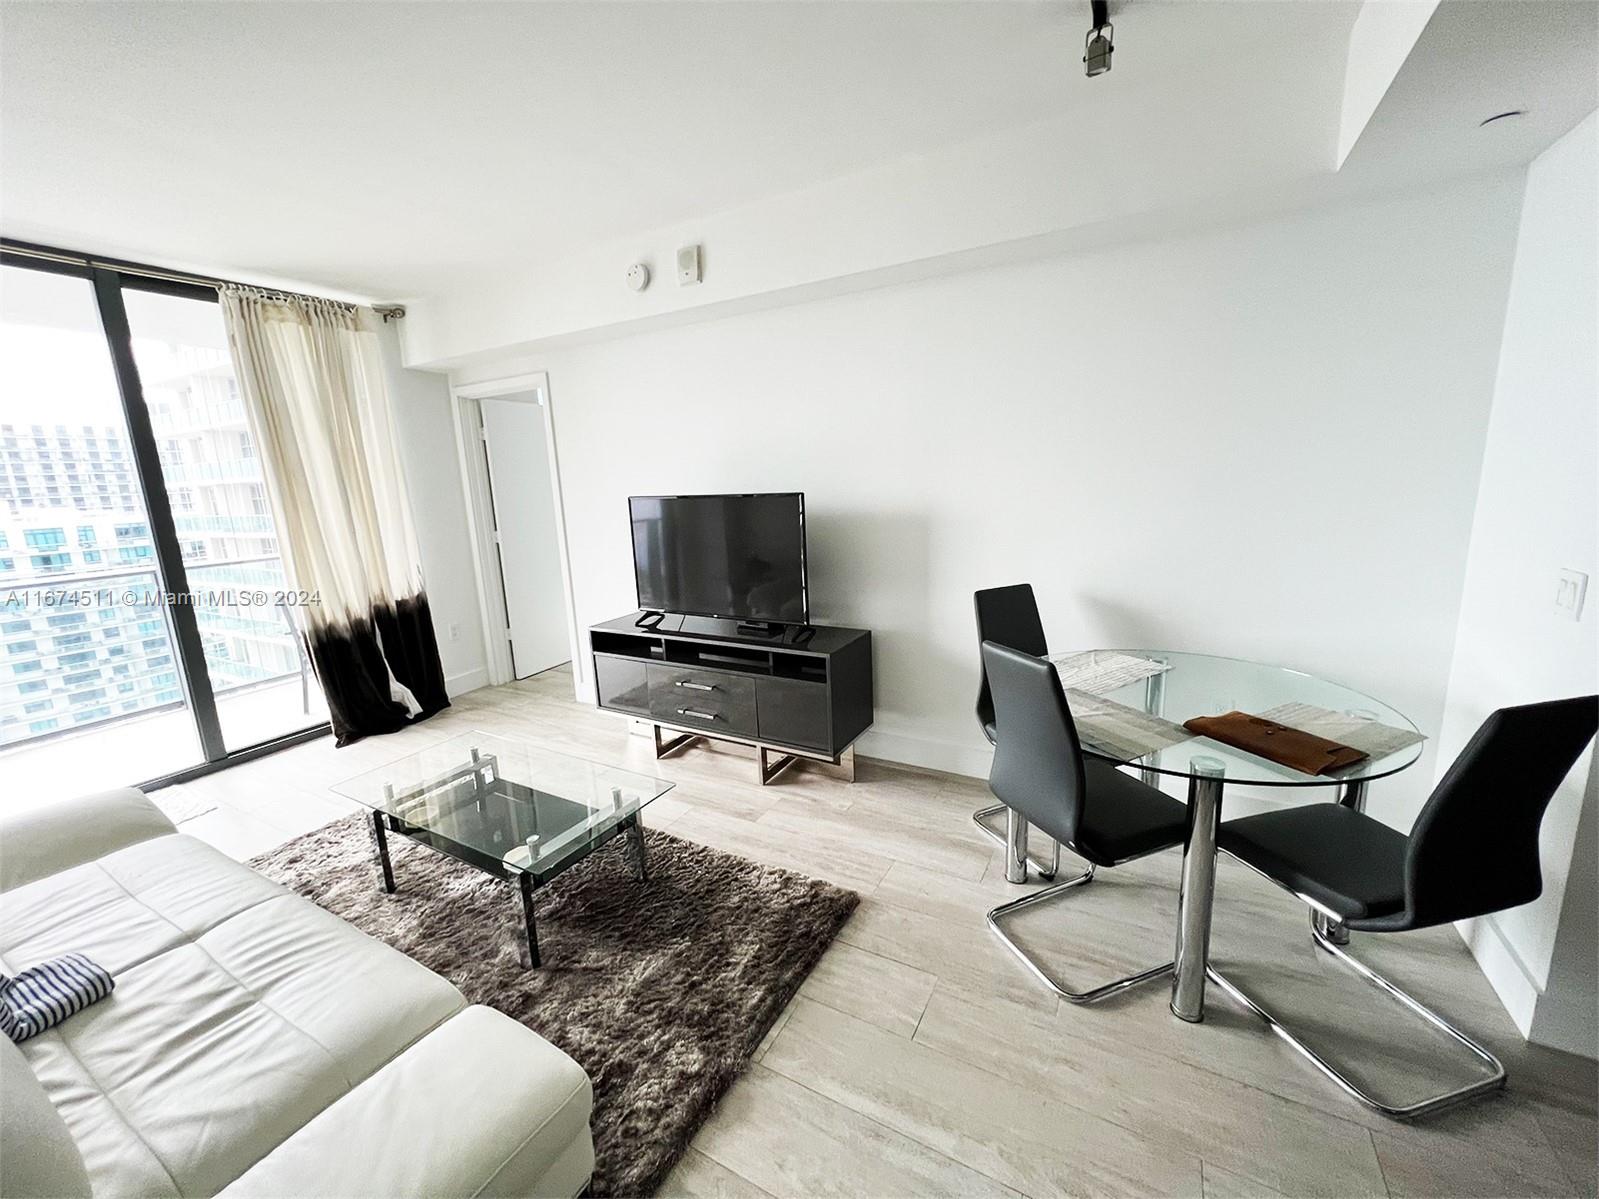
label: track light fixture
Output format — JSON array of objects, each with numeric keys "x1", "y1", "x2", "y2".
[{"x1": 1084, "y1": 0, "x2": 1113, "y2": 77}]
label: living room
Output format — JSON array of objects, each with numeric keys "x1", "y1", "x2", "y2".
[{"x1": 1, "y1": 2, "x2": 1596, "y2": 1197}]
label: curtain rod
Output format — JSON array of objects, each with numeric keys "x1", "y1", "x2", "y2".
[{"x1": 0, "y1": 238, "x2": 402, "y2": 318}]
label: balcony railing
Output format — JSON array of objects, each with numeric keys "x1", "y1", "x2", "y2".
[
  {"x1": 159, "y1": 457, "x2": 263, "y2": 485},
  {"x1": 0, "y1": 559, "x2": 316, "y2": 749},
  {"x1": 171, "y1": 513, "x2": 273, "y2": 536},
  {"x1": 148, "y1": 398, "x2": 249, "y2": 435}
]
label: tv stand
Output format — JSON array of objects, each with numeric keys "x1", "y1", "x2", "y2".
[{"x1": 589, "y1": 612, "x2": 873, "y2": 785}]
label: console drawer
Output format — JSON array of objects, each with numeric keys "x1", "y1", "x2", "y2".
[{"x1": 646, "y1": 666, "x2": 757, "y2": 737}]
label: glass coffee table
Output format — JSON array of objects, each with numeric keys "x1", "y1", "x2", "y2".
[{"x1": 331, "y1": 732, "x2": 675, "y2": 967}]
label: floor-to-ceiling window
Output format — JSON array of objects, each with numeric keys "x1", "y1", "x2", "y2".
[{"x1": 0, "y1": 250, "x2": 328, "y2": 795}]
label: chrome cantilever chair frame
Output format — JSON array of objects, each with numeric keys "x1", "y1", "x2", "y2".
[
  {"x1": 972, "y1": 803, "x2": 1062, "y2": 880},
  {"x1": 971, "y1": 584, "x2": 1066, "y2": 882},
  {"x1": 1208, "y1": 854, "x2": 1506, "y2": 1120},
  {"x1": 986, "y1": 808, "x2": 1176, "y2": 1004}
]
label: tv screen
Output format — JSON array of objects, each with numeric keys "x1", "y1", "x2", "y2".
[{"x1": 630, "y1": 493, "x2": 808, "y2": 624}]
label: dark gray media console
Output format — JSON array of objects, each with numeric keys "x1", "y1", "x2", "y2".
[{"x1": 589, "y1": 613, "x2": 873, "y2": 784}]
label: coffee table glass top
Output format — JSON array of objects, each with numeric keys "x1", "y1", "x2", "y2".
[{"x1": 331, "y1": 732, "x2": 674, "y2": 878}]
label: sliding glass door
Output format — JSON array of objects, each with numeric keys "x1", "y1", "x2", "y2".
[
  {"x1": 120, "y1": 287, "x2": 328, "y2": 750},
  {"x1": 0, "y1": 253, "x2": 327, "y2": 794},
  {"x1": 0, "y1": 264, "x2": 204, "y2": 791}
]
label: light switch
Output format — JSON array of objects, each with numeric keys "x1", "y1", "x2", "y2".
[{"x1": 1555, "y1": 569, "x2": 1588, "y2": 621}]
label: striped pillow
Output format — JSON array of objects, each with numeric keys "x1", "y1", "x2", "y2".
[{"x1": 0, "y1": 954, "x2": 115, "y2": 1043}]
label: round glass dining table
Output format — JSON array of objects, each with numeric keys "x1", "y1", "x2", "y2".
[{"x1": 1047, "y1": 649, "x2": 1425, "y2": 1022}]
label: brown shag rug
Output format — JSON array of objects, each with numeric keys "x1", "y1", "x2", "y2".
[{"x1": 250, "y1": 813, "x2": 857, "y2": 1197}]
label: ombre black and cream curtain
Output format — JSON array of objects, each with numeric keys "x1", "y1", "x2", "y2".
[{"x1": 219, "y1": 286, "x2": 448, "y2": 745}]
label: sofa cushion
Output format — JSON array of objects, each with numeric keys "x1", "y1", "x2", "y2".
[
  {"x1": 0, "y1": 1035, "x2": 92, "y2": 1199},
  {"x1": 197, "y1": 893, "x2": 465, "y2": 1085},
  {"x1": 16, "y1": 1032, "x2": 179, "y2": 1197},
  {"x1": 0, "y1": 835, "x2": 286, "y2": 976},
  {"x1": 0, "y1": 788, "x2": 175, "y2": 893},
  {"x1": 6, "y1": 832, "x2": 465, "y2": 1197},
  {"x1": 220, "y1": 1005, "x2": 594, "y2": 1199}
]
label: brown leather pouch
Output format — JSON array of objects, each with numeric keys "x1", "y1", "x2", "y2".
[{"x1": 1182, "y1": 711, "x2": 1369, "y2": 776}]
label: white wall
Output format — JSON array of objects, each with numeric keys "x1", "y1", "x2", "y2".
[
  {"x1": 468, "y1": 171, "x2": 1524, "y2": 829},
  {"x1": 1335, "y1": 0, "x2": 1437, "y2": 166},
  {"x1": 376, "y1": 320, "x2": 489, "y2": 696},
  {"x1": 1438, "y1": 112, "x2": 1598, "y2": 1055},
  {"x1": 401, "y1": 28, "x2": 1351, "y2": 369}
]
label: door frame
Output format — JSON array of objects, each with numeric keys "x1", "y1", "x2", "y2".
[{"x1": 449, "y1": 371, "x2": 584, "y2": 701}]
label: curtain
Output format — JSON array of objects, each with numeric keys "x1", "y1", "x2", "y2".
[{"x1": 219, "y1": 286, "x2": 449, "y2": 745}]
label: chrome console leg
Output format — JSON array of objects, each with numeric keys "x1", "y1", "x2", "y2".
[
  {"x1": 986, "y1": 864, "x2": 1175, "y2": 1003},
  {"x1": 1206, "y1": 926, "x2": 1507, "y2": 1120},
  {"x1": 1314, "y1": 779, "x2": 1369, "y2": 946},
  {"x1": 1171, "y1": 756, "x2": 1226, "y2": 1022},
  {"x1": 973, "y1": 803, "x2": 1061, "y2": 880}
]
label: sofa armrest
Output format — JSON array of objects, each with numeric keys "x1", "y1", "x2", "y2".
[{"x1": 0, "y1": 788, "x2": 176, "y2": 893}]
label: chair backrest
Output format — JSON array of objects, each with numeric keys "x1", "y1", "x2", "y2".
[
  {"x1": 1404, "y1": 695, "x2": 1598, "y2": 929},
  {"x1": 974, "y1": 584, "x2": 1048, "y2": 741},
  {"x1": 981, "y1": 641, "x2": 1087, "y2": 846}
]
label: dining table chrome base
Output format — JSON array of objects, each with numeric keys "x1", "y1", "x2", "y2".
[
  {"x1": 1171, "y1": 760, "x2": 1226, "y2": 1022},
  {"x1": 1206, "y1": 926, "x2": 1508, "y2": 1120},
  {"x1": 986, "y1": 862, "x2": 1177, "y2": 1004},
  {"x1": 974, "y1": 803, "x2": 1062, "y2": 881}
]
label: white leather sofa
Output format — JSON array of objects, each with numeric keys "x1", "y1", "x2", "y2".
[{"x1": 0, "y1": 788, "x2": 593, "y2": 1198}]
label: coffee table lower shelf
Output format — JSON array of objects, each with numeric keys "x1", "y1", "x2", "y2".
[{"x1": 365, "y1": 806, "x2": 650, "y2": 968}]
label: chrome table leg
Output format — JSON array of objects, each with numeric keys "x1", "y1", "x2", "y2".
[
  {"x1": 369, "y1": 808, "x2": 396, "y2": 894},
  {"x1": 1171, "y1": 756, "x2": 1226, "y2": 1022},
  {"x1": 518, "y1": 871, "x2": 541, "y2": 969},
  {"x1": 626, "y1": 814, "x2": 649, "y2": 881}
]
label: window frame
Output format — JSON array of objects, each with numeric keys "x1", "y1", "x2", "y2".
[{"x1": 0, "y1": 243, "x2": 330, "y2": 787}]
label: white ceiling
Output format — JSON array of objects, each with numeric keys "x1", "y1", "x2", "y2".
[
  {"x1": 1, "y1": 1, "x2": 1592, "y2": 303},
  {"x1": 2, "y1": 0, "x2": 1365, "y2": 297}
]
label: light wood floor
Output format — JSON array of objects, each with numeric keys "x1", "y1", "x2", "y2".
[{"x1": 158, "y1": 665, "x2": 1598, "y2": 1199}]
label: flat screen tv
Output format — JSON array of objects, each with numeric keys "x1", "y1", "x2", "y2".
[{"x1": 629, "y1": 493, "x2": 808, "y2": 625}]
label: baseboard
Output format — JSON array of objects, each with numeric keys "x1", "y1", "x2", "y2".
[
  {"x1": 1530, "y1": 985, "x2": 1599, "y2": 1059},
  {"x1": 853, "y1": 728, "x2": 992, "y2": 782},
  {"x1": 1455, "y1": 914, "x2": 1540, "y2": 1038},
  {"x1": 445, "y1": 666, "x2": 490, "y2": 697}
]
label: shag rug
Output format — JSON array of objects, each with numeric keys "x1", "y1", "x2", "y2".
[{"x1": 250, "y1": 813, "x2": 857, "y2": 1197}]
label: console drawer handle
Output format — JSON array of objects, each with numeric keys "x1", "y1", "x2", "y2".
[
  {"x1": 676, "y1": 707, "x2": 721, "y2": 721},
  {"x1": 674, "y1": 681, "x2": 717, "y2": 692}
]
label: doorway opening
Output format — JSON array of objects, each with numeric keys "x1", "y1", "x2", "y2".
[{"x1": 450, "y1": 374, "x2": 582, "y2": 699}]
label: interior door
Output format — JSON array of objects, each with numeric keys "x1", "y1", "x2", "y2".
[{"x1": 479, "y1": 394, "x2": 570, "y2": 680}]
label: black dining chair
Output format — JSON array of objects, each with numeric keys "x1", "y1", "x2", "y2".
[
  {"x1": 1211, "y1": 695, "x2": 1599, "y2": 1119},
  {"x1": 973, "y1": 584, "x2": 1065, "y2": 879},
  {"x1": 981, "y1": 641, "x2": 1189, "y2": 1002}
]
